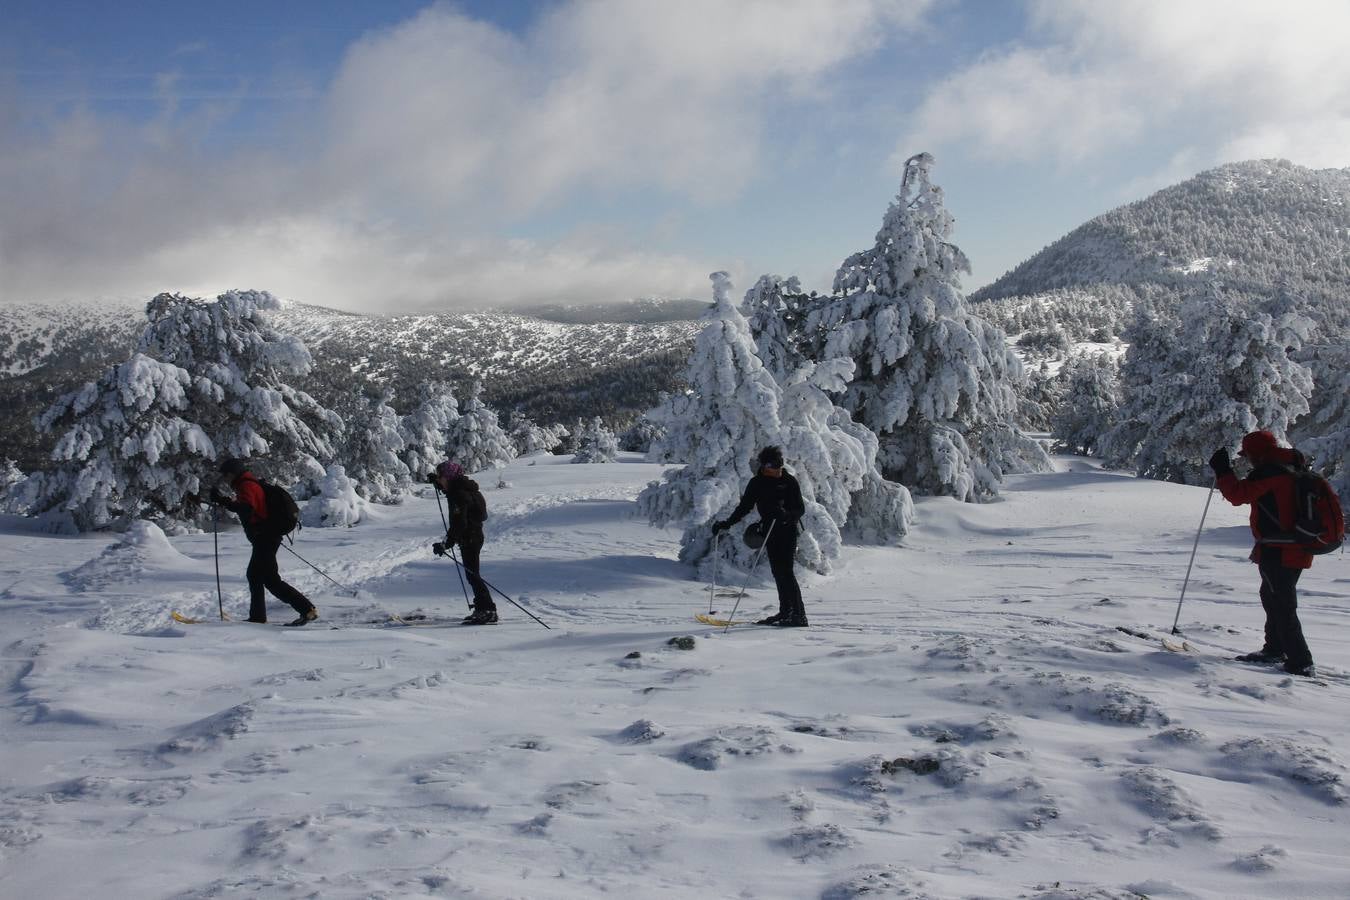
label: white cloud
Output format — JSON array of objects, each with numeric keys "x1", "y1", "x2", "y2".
[
  {"x1": 1, "y1": 0, "x2": 932, "y2": 311},
  {"x1": 899, "y1": 0, "x2": 1350, "y2": 170}
]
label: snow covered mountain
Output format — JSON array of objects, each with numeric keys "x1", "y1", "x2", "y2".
[{"x1": 972, "y1": 159, "x2": 1350, "y2": 340}]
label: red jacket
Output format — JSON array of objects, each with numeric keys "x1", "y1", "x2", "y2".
[{"x1": 1215, "y1": 447, "x2": 1313, "y2": 569}]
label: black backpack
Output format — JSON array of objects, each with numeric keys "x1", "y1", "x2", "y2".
[{"x1": 260, "y1": 480, "x2": 301, "y2": 538}]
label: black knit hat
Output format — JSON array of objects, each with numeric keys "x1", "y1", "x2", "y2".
[
  {"x1": 218, "y1": 457, "x2": 247, "y2": 477},
  {"x1": 758, "y1": 446, "x2": 784, "y2": 468}
]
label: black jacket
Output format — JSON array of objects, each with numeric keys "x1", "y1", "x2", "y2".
[
  {"x1": 442, "y1": 476, "x2": 488, "y2": 545},
  {"x1": 725, "y1": 469, "x2": 805, "y2": 529}
]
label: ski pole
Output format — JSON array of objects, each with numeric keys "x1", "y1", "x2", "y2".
[
  {"x1": 1171, "y1": 481, "x2": 1216, "y2": 635},
  {"x1": 448, "y1": 546, "x2": 472, "y2": 610},
  {"x1": 725, "y1": 519, "x2": 776, "y2": 631},
  {"x1": 281, "y1": 543, "x2": 359, "y2": 596},
  {"x1": 709, "y1": 531, "x2": 719, "y2": 614},
  {"x1": 441, "y1": 554, "x2": 550, "y2": 630},
  {"x1": 212, "y1": 505, "x2": 224, "y2": 621}
]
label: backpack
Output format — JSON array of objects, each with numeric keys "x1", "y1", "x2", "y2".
[
  {"x1": 1290, "y1": 469, "x2": 1344, "y2": 555},
  {"x1": 1266, "y1": 465, "x2": 1344, "y2": 555},
  {"x1": 466, "y1": 480, "x2": 488, "y2": 525},
  {"x1": 260, "y1": 480, "x2": 302, "y2": 538}
]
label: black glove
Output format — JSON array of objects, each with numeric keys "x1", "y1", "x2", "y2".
[
  {"x1": 1208, "y1": 448, "x2": 1232, "y2": 475},
  {"x1": 426, "y1": 472, "x2": 439, "y2": 486},
  {"x1": 711, "y1": 520, "x2": 729, "y2": 534},
  {"x1": 209, "y1": 487, "x2": 228, "y2": 505},
  {"x1": 432, "y1": 541, "x2": 447, "y2": 557}
]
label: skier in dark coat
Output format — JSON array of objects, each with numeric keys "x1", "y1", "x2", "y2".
[
  {"x1": 1209, "y1": 430, "x2": 1315, "y2": 676},
  {"x1": 712, "y1": 446, "x2": 809, "y2": 626},
  {"x1": 431, "y1": 460, "x2": 496, "y2": 625},
  {"x1": 209, "y1": 458, "x2": 318, "y2": 626}
]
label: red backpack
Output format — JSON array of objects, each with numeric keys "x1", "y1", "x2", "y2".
[{"x1": 1287, "y1": 467, "x2": 1344, "y2": 555}]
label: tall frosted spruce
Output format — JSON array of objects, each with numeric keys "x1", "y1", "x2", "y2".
[
  {"x1": 807, "y1": 152, "x2": 1048, "y2": 500},
  {"x1": 36, "y1": 290, "x2": 340, "y2": 531}
]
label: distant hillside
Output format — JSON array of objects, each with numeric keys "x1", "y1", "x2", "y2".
[
  {"x1": 275, "y1": 303, "x2": 697, "y2": 427},
  {"x1": 509, "y1": 297, "x2": 709, "y2": 324},
  {"x1": 972, "y1": 159, "x2": 1350, "y2": 338}
]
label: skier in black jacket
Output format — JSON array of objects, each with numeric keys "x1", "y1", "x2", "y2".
[
  {"x1": 430, "y1": 460, "x2": 496, "y2": 624},
  {"x1": 712, "y1": 446, "x2": 808, "y2": 627}
]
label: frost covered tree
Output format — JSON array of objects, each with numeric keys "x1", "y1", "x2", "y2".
[
  {"x1": 338, "y1": 387, "x2": 410, "y2": 503},
  {"x1": 640, "y1": 272, "x2": 913, "y2": 575},
  {"x1": 571, "y1": 417, "x2": 619, "y2": 463},
  {"x1": 33, "y1": 290, "x2": 341, "y2": 530},
  {"x1": 742, "y1": 274, "x2": 813, "y2": 382},
  {"x1": 136, "y1": 291, "x2": 341, "y2": 476},
  {"x1": 508, "y1": 412, "x2": 563, "y2": 456},
  {"x1": 33, "y1": 355, "x2": 214, "y2": 530},
  {"x1": 1020, "y1": 361, "x2": 1064, "y2": 432},
  {"x1": 1052, "y1": 354, "x2": 1120, "y2": 456},
  {"x1": 400, "y1": 382, "x2": 459, "y2": 480},
  {"x1": 806, "y1": 153, "x2": 1048, "y2": 500},
  {"x1": 1294, "y1": 342, "x2": 1350, "y2": 497},
  {"x1": 637, "y1": 272, "x2": 785, "y2": 573},
  {"x1": 1103, "y1": 283, "x2": 1314, "y2": 483},
  {"x1": 0, "y1": 459, "x2": 24, "y2": 507},
  {"x1": 777, "y1": 357, "x2": 914, "y2": 568},
  {"x1": 619, "y1": 415, "x2": 664, "y2": 454},
  {"x1": 445, "y1": 381, "x2": 516, "y2": 474}
]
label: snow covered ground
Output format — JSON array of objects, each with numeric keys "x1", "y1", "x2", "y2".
[{"x1": 3, "y1": 454, "x2": 1348, "y2": 899}]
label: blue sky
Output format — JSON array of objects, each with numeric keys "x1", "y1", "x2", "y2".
[{"x1": 4, "y1": 0, "x2": 1349, "y2": 312}]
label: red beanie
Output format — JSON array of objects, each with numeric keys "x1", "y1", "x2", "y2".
[{"x1": 1238, "y1": 430, "x2": 1280, "y2": 460}]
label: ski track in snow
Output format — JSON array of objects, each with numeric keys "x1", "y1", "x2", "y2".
[{"x1": 2, "y1": 455, "x2": 1348, "y2": 898}]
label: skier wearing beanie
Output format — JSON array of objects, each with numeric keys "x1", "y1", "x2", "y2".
[
  {"x1": 430, "y1": 460, "x2": 496, "y2": 624},
  {"x1": 209, "y1": 458, "x2": 318, "y2": 626},
  {"x1": 711, "y1": 446, "x2": 808, "y2": 626},
  {"x1": 1209, "y1": 430, "x2": 1316, "y2": 677}
]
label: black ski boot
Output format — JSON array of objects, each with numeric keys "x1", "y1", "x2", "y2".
[
  {"x1": 1235, "y1": 648, "x2": 1284, "y2": 664},
  {"x1": 285, "y1": 607, "x2": 319, "y2": 627},
  {"x1": 462, "y1": 607, "x2": 499, "y2": 626},
  {"x1": 1283, "y1": 660, "x2": 1317, "y2": 678},
  {"x1": 756, "y1": 612, "x2": 786, "y2": 626},
  {"x1": 775, "y1": 613, "x2": 809, "y2": 628}
]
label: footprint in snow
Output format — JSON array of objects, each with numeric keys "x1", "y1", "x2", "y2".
[
  {"x1": 1119, "y1": 766, "x2": 1222, "y2": 841},
  {"x1": 676, "y1": 725, "x2": 799, "y2": 771}
]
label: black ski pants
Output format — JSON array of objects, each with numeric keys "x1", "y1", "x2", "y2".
[
  {"x1": 246, "y1": 535, "x2": 315, "y2": 622},
  {"x1": 1258, "y1": 549, "x2": 1311, "y2": 668},
  {"x1": 764, "y1": 521, "x2": 803, "y2": 620},
  {"x1": 457, "y1": 533, "x2": 494, "y2": 611}
]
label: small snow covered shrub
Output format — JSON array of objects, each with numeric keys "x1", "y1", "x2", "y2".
[
  {"x1": 571, "y1": 417, "x2": 619, "y2": 463},
  {"x1": 302, "y1": 464, "x2": 366, "y2": 527}
]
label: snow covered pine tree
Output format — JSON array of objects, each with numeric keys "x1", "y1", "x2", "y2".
[
  {"x1": 36, "y1": 290, "x2": 340, "y2": 531},
  {"x1": 807, "y1": 153, "x2": 1048, "y2": 500}
]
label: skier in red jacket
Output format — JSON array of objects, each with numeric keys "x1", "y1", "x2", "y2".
[
  {"x1": 1209, "y1": 431, "x2": 1314, "y2": 677},
  {"x1": 210, "y1": 458, "x2": 318, "y2": 626}
]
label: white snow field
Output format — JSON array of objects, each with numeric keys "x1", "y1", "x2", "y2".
[{"x1": 2, "y1": 454, "x2": 1348, "y2": 899}]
